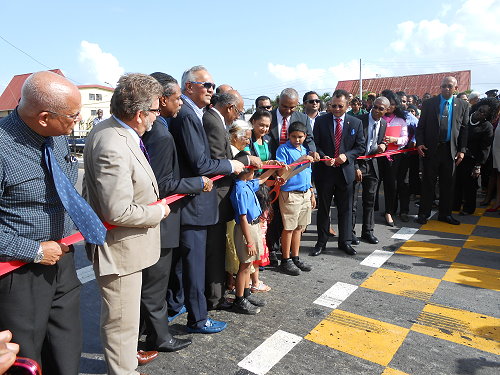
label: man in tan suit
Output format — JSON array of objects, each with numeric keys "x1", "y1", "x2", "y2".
[{"x1": 84, "y1": 73, "x2": 170, "y2": 375}]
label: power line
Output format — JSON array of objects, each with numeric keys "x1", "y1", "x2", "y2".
[{"x1": 0, "y1": 35, "x2": 52, "y2": 70}]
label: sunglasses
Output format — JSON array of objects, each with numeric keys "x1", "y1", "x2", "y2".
[
  {"x1": 190, "y1": 81, "x2": 216, "y2": 90},
  {"x1": 372, "y1": 105, "x2": 386, "y2": 111},
  {"x1": 330, "y1": 104, "x2": 344, "y2": 109},
  {"x1": 306, "y1": 99, "x2": 321, "y2": 104}
]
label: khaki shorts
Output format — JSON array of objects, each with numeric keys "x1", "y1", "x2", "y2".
[
  {"x1": 279, "y1": 190, "x2": 312, "y2": 230},
  {"x1": 234, "y1": 222, "x2": 264, "y2": 263}
]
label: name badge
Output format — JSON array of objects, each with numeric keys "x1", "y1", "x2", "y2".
[{"x1": 351, "y1": 129, "x2": 355, "y2": 135}]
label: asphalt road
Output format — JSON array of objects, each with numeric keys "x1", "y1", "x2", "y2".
[{"x1": 75, "y1": 169, "x2": 500, "y2": 375}]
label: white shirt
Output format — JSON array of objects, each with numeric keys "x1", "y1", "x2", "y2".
[
  {"x1": 276, "y1": 110, "x2": 291, "y2": 140},
  {"x1": 332, "y1": 114, "x2": 346, "y2": 136},
  {"x1": 366, "y1": 112, "x2": 381, "y2": 155}
]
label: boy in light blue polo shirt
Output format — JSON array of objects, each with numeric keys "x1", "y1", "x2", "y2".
[{"x1": 276, "y1": 122, "x2": 315, "y2": 276}]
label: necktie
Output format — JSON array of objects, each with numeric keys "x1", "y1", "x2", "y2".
[
  {"x1": 439, "y1": 101, "x2": 449, "y2": 141},
  {"x1": 43, "y1": 139, "x2": 106, "y2": 245},
  {"x1": 139, "y1": 138, "x2": 151, "y2": 163},
  {"x1": 280, "y1": 117, "x2": 287, "y2": 144},
  {"x1": 334, "y1": 117, "x2": 342, "y2": 158},
  {"x1": 367, "y1": 122, "x2": 378, "y2": 155}
]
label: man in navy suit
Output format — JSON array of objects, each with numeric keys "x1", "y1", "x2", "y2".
[
  {"x1": 168, "y1": 66, "x2": 244, "y2": 334},
  {"x1": 311, "y1": 90, "x2": 365, "y2": 256}
]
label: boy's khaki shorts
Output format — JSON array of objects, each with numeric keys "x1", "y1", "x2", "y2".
[
  {"x1": 279, "y1": 190, "x2": 312, "y2": 230},
  {"x1": 234, "y1": 221, "x2": 264, "y2": 263}
]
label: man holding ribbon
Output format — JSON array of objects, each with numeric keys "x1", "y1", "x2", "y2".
[{"x1": 0, "y1": 71, "x2": 106, "y2": 375}]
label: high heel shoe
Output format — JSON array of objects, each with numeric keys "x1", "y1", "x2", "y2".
[
  {"x1": 385, "y1": 213, "x2": 395, "y2": 227},
  {"x1": 486, "y1": 205, "x2": 500, "y2": 212}
]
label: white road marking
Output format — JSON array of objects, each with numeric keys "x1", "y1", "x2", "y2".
[
  {"x1": 77, "y1": 265, "x2": 95, "y2": 284},
  {"x1": 360, "y1": 250, "x2": 394, "y2": 268},
  {"x1": 392, "y1": 227, "x2": 418, "y2": 240},
  {"x1": 313, "y1": 282, "x2": 358, "y2": 309},
  {"x1": 238, "y1": 330, "x2": 302, "y2": 375}
]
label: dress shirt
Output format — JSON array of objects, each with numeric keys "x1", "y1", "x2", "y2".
[
  {"x1": 276, "y1": 110, "x2": 291, "y2": 140},
  {"x1": 181, "y1": 94, "x2": 205, "y2": 123},
  {"x1": 211, "y1": 107, "x2": 227, "y2": 129},
  {"x1": 0, "y1": 109, "x2": 77, "y2": 261},
  {"x1": 332, "y1": 114, "x2": 346, "y2": 136},
  {"x1": 366, "y1": 112, "x2": 381, "y2": 154},
  {"x1": 439, "y1": 95, "x2": 454, "y2": 142}
]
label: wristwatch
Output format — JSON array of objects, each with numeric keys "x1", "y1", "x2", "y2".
[{"x1": 34, "y1": 245, "x2": 44, "y2": 263}]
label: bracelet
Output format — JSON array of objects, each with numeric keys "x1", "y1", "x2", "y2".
[{"x1": 246, "y1": 243, "x2": 254, "y2": 247}]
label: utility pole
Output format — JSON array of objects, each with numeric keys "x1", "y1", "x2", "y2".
[{"x1": 359, "y1": 58, "x2": 362, "y2": 99}]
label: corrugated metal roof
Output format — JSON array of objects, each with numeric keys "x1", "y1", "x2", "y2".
[
  {"x1": 336, "y1": 70, "x2": 471, "y2": 98},
  {"x1": 0, "y1": 69, "x2": 64, "y2": 111}
]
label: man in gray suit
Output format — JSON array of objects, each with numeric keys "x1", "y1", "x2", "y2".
[{"x1": 84, "y1": 73, "x2": 170, "y2": 375}]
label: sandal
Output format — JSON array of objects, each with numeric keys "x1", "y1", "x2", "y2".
[{"x1": 250, "y1": 281, "x2": 271, "y2": 293}]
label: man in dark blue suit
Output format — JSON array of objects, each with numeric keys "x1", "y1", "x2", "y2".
[
  {"x1": 168, "y1": 66, "x2": 244, "y2": 334},
  {"x1": 311, "y1": 90, "x2": 365, "y2": 256}
]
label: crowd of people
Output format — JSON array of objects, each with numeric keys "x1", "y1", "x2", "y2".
[{"x1": 0, "y1": 68, "x2": 499, "y2": 375}]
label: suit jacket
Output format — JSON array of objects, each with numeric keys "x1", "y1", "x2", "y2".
[
  {"x1": 142, "y1": 118, "x2": 204, "y2": 248},
  {"x1": 416, "y1": 95, "x2": 468, "y2": 158},
  {"x1": 169, "y1": 102, "x2": 232, "y2": 226},
  {"x1": 354, "y1": 113, "x2": 387, "y2": 178},
  {"x1": 83, "y1": 116, "x2": 163, "y2": 276},
  {"x1": 268, "y1": 109, "x2": 316, "y2": 158},
  {"x1": 312, "y1": 113, "x2": 366, "y2": 185},
  {"x1": 202, "y1": 108, "x2": 249, "y2": 223}
]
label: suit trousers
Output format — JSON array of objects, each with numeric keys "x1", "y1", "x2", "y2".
[
  {"x1": 419, "y1": 142, "x2": 455, "y2": 218},
  {"x1": 166, "y1": 248, "x2": 184, "y2": 316},
  {"x1": 316, "y1": 167, "x2": 353, "y2": 245},
  {"x1": 179, "y1": 225, "x2": 208, "y2": 329},
  {"x1": 140, "y1": 247, "x2": 173, "y2": 348},
  {"x1": 352, "y1": 160, "x2": 378, "y2": 236},
  {"x1": 266, "y1": 198, "x2": 283, "y2": 252},
  {"x1": 453, "y1": 157, "x2": 478, "y2": 214},
  {"x1": 96, "y1": 268, "x2": 142, "y2": 375},
  {"x1": 205, "y1": 221, "x2": 227, "y2": 310},
  {"x1": 0, "y1": 250, "x2": 81, "y2": 375}
]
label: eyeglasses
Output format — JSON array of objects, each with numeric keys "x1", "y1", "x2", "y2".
[
  {"x1": 372, "y1": 105, "x2": 386, "y2": 111},
  {"x1": 233, "y1": 105, "x2": 244, "y2": 117},
  {"x1": 258, "y1": 105, "x2": 272, "y2": 110},
  {"x1": 147, "y1": 108, "x2": 161, "y2": 115},
  {"x1": 400, "y1": 100, "x2": 407, "y2": 103},
  {"x1": 306, "y1": 99, "x2": 321, "y2": 104},
  {"x1": 44, "y1": 110, "x2": 80, "y2": 120},
  {"x1": 190, "y1": 81, "x2": 216, "y2": 90}
]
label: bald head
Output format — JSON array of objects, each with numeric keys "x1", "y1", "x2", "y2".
[
  {"x1": 216, "y1": 84, "x2": 233, "y2": 94},
  {"x1": 440, "y1": 76, "x2": 458, "y2": 100}
]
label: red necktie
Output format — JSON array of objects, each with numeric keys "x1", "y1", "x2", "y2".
[
  {"x1": 334, "y1": 117, "x2": 342, "y2": 158},
  {"x1": 280, "y1": 117, "x2": 287, "y2": 144}
]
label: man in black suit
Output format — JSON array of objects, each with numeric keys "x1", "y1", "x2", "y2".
[
  {"x1": 416, "y1": 76, "x2": 468, "y2": 225},
  {"x1": 202, "y1": 90, "x2": 261, "y2": 310},
  {"x1": 311, "y1": 89, "x2": 365, "y2": 256},
  {"x1": 267, "y1": 88, "x2": 318, "y2": 264},
  {"x1": 168, "y1": 66, "x2": 244, "y2": 334},
  {"x1": 141, "y1": 72, "x2": 207, "y2": 351},
  {"x1": 351, "y1": 97, "x2": 389, "y2": 245}
]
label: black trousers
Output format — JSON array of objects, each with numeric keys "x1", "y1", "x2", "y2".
[
  {"x1": 266, "y1": 199, "x2": 283, "y2": 253},
  {"x1": 419, "y1": 142, "x2": 455, "y2": 217},
  {"x1": 0, "y1": 250, "x2": 82, "y2": 375},
  {"x1": 205, "y1": 221, "x2": 227, "y2": 310},
  {"x1": 408, "y1": 153, "x2": 421, "y2": 195},
  {"x1": 379, "y1": 154, "x2": 410, "y2": 215},
  {"x1": 352, "y1": 160, "x2": 378, "y2": 236},
  {"x1": 453, "y1": 157, "x2": 479, "y2": 214},
  {"x1": 316, "y1": 168, "x2": 353, "y2": 245},
  {"x1": 140, "y1": 247, "x2": 173, "y2": 347}
]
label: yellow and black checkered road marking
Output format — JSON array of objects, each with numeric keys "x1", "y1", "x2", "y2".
[{"x1": 305, "y1": 210, "x2": 500, "y2": 374}]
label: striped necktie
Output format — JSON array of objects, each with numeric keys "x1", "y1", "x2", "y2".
[{"x1": 334, "y1": 117, "x2": 342, "y2": 158}]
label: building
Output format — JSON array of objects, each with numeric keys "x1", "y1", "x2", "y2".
[
  {"x1": 336, "y1": 70, "x2": 471, "y2": 98},
  {"x1": 0, "y1": 70, "x2": 113, "y2": 137}
]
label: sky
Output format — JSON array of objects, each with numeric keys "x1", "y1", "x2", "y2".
[{"x1": 1, "y1": 0, "x2": 499, "y2": 109}]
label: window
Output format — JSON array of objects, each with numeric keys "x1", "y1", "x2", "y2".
[
  {"x1": 89, "y1": 93, "x2": 95, "y2": 100},
  {"x1": 96, "y1": 93, "x2": 102, "y2": 101},
  {"x1": 91, "y1": 110, "x2": 97, "y2": 116}
]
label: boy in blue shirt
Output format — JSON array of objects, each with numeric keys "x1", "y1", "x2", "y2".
[
  {"x1": 276, "y1": 122, "x2": 315, "y2": 276},
  {"x1": 230, "y1": 161, "x2": 279, "y2": 314}
]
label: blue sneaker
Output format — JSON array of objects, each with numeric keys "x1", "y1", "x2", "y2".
[
  {"x1": 186, "y1": 318, "x2": 227, "y2": 334},
  {"x1": 168, "y1": 305, "x2": 187, "y2": 322}
]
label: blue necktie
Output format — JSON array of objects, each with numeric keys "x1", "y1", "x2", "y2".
[{"x1": 43, "y1": 139, "x2": 106, "y2": 245}]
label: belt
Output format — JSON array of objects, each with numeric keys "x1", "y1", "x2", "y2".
[
  {"x1": 438, "y1": 141, "x2": 450, "y2": 145},
  {"x1": 288, "y1": 190, "x2": 308, "y2": 193},
  {"x1": 249, "y1": 217, "x2": 260, "y2": 225}
]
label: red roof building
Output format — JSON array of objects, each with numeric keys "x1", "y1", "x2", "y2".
[
  {"x1": 336, "y1": 70, "x2": 471, "y2": 98},
  {"x1": 0, "y1": 69, "x2": 65, "y2": 114}
]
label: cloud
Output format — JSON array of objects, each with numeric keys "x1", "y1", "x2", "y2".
[{"x1": 78, "y1": 41, "x2": 124, "y2": 86}]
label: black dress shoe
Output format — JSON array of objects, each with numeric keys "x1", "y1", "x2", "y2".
[
  {"x1": 157, "y1": 337, "x2": 192, "y2": 352},
  {"x1": 438, "y1": 215, "x2": 460, "y2": 225},
  {"x1": 361, "y1": 233, "x2": 379, "y2": 244},
  {"x1": 415, "y1": 215, "x2": 427, "y2": 224},
  {"x1": 338, "y1": 242, "x2": 356, "y2": 255},
  {"x1": 310, "y1": 244, "x2": 324, "y2": 256},
  {"x1": 351, "y1": 235, "x2": 360, "y2": 245},
  {"x1": 269, "y1": 250, "x2": 279, "y2": 267}
]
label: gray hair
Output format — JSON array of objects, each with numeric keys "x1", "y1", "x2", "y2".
[
  {"x1": 280, "y1": 88, "x2": 299, "y2": 101},
  {"x1": 374, "y1": 96, "x2": 390, "y2": 107},
  {"x1": 20, "y1": 71, "x2": 78, "y2": 114},
  {"x1": 216, "y1": 92, "x2": 239, "y2": 107},
  {"x1": 110, "y1": 73, "x2": 163, "y2": 121},
  {"x1": 468, "y1": 91, "x2": 480, "y2": 101},
  {"x1": 229, "y1": 119, "x2": 252, "y2": 139},
  {"x1": 181, "y1": 65, "x2": 207, "y2": 93}
]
